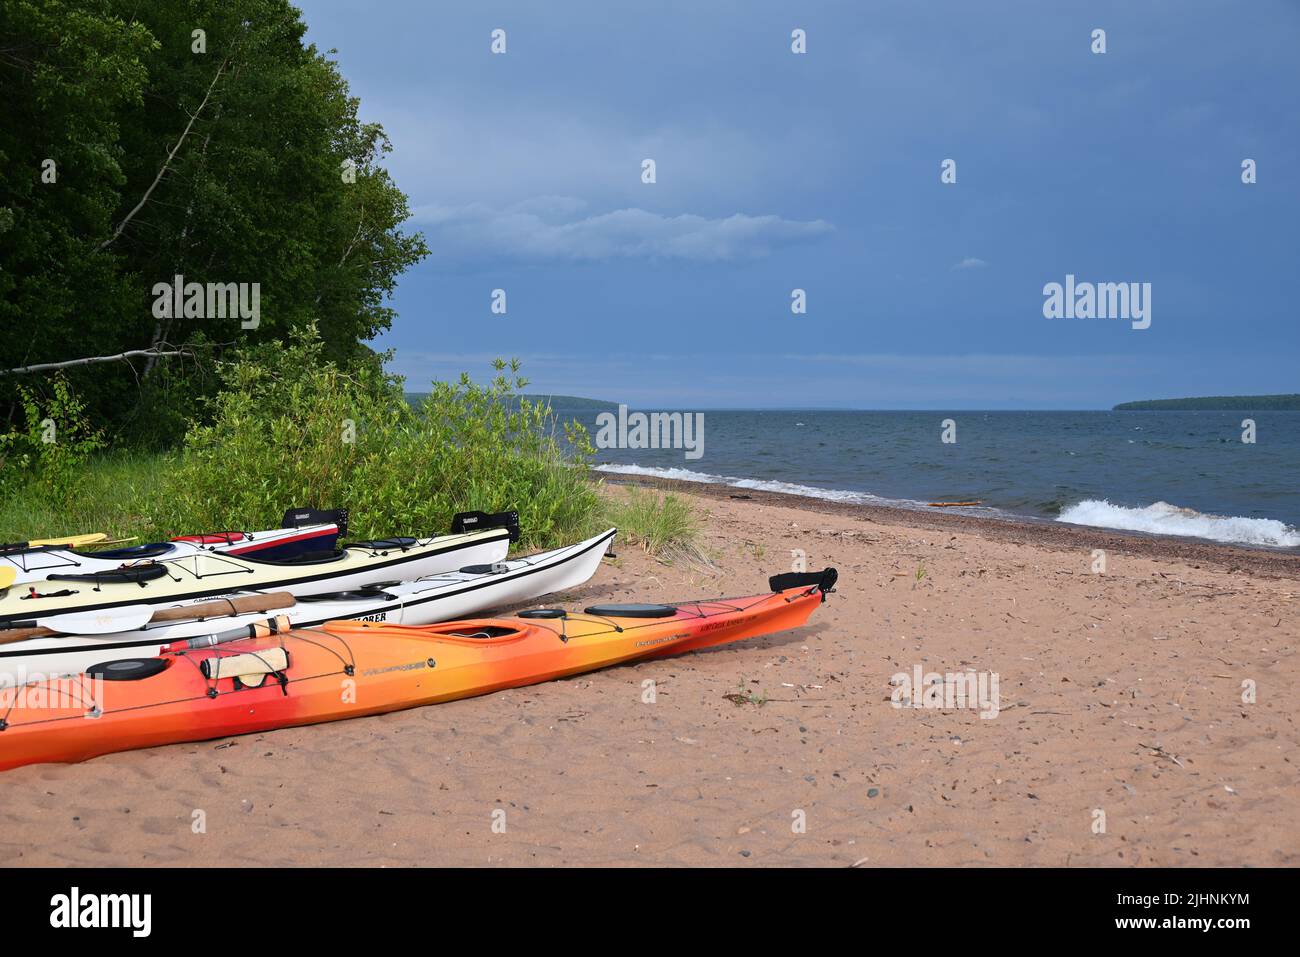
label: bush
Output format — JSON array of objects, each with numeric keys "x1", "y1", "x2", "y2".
[
  {"x1": 151, "y1": 328, "x2": 600, "y2": 549},
  {"x1": 0, "y1": 374, "x2": 105, "y2": 511}
]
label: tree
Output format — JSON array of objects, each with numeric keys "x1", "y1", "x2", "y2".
[
  {"x1": 0, "y1": 0, "x2": 155, "y2": 426},
  {"x1": 0, "y1": 0, "x2": 428, "y2": 444}
]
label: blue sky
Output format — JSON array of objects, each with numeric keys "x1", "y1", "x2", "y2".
[{"x1": 297, "y1": 0, "x2": 1298, "y2": 408}]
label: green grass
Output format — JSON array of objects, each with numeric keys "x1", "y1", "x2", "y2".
[
  {"x1": 601, "y1": 487, "x2": 707, "y2": 565},
  {"x1": 0, "y1": 450, "x2": 171, "y2": 543}
]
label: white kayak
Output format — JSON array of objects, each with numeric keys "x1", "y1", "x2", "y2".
[
  {"x1": 0, "y1": 528, "x2": 615, "y2": 685},
  {"x1": 0, "y1": 511, "x2": 520, "y2": 626},
  {"x1": 0, "y1": 508, "x2": 347, "y2": 584}
]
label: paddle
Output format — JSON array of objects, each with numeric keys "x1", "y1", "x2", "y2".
[
  {"x1": 0, "y1": 534, "x2": 136, "y2": 556},
  {"x1": 182, "y1": 614, "x2": 293, "y2": 649},
  {"x1": 146, "y1": 591, "x2": 296, "y2": 623},
  {"x1": 0, "y1": 592, "x2": 297, "y2": 645},
  {"x1": 28, "y1": 533, "x2": 109, "y2": 548},
  {"x1": 0, "y1": 605, "x2": 156, "y2": 644},
  {"x1": 0, "y1": 567, "x2": 15, "y2": 590}
]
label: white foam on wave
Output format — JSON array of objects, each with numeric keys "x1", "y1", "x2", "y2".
[
  {"x1": 1058, "y1": 499, "x2": 1300, "y2": 548},
  {"x1": 594, "y1": 463, "x2": 912, "y2": 507}
]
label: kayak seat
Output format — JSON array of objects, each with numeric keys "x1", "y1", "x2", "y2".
[
  {"x1": 450, "y1": 510, "x2": 521, "y2": 543},
  {"x1": 768, "y1": 567, "x2": 839, "y2": 596},
  {"x1": 583, "y1": 603, "x2": 677, "y2": 618},
  {"x1": 282, "y1": 507, "x2": 350, "y2": 537}
]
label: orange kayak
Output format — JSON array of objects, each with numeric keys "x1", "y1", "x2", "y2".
[{"x1": 0, "y1": 569, "x2": 837, "y2": 770}]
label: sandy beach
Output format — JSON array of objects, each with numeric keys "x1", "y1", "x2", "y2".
[{"x1": 2, "y1": 478, "x2": 1296, "y2": 867}]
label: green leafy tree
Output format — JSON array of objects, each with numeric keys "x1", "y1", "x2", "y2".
[
  {"x1": 0, "y1": 0, "x2": 428, "y2": 444},
  {"x1": 0, "y1": 0, "x2": 155, "y2": 426}
]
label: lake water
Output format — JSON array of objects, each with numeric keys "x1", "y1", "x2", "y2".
[{"x1": 556, "y1": 409, "x2": 1300, "y2": 549}]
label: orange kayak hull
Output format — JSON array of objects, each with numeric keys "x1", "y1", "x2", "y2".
[{"x1": 0, "y1": 576, "x2": 833, "y2": 770}]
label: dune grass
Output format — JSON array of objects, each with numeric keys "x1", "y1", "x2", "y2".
[{"x1": 601, "y1": 486, "x2": 709, "y2": 566}]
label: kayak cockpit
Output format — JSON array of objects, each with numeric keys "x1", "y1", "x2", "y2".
[
  {"x1": 69, "y1": 542, "x2": 177, "y2": 561},
  {"x1": 429, "y1": 623, "x2": 523, "y2": 641},
  {"x1": 330, "y1": 620, "x2": 530, "y2": 643}
]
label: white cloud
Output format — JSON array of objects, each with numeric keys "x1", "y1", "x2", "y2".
[
  {"x1": 952, "y1": 257, "x2": 989, "y2": 269},
  {"x1": 410, "y1": 199, "x2": 833, "y2": 265}
]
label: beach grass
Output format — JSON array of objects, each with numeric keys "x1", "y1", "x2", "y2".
[
  {"x1": 601, "y1": 486, "x2": 707, "y2": 565},
  {"x1": 0, "y1": 450, "x2": 172, "y2": 543}
]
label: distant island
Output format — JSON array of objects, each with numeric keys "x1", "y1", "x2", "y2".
[
  {"x1": 1114, "y1": 394, "x2": 1300, "y2": 411},
  {"x1": 405, "y1": 392, "x2": 618, "y2": 411}
]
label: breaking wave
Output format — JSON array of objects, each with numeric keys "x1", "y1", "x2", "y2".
[
  {"x1": 593, "y1": 463, "x2": 916, "y2": 507},
  {"x1": 1058, "y1": 499, "x2": 1300, "y2": 548}
]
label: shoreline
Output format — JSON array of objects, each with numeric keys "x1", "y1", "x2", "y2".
[{"x1": 598, "y1": 473, "x2": 1300, "y2": 579}]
